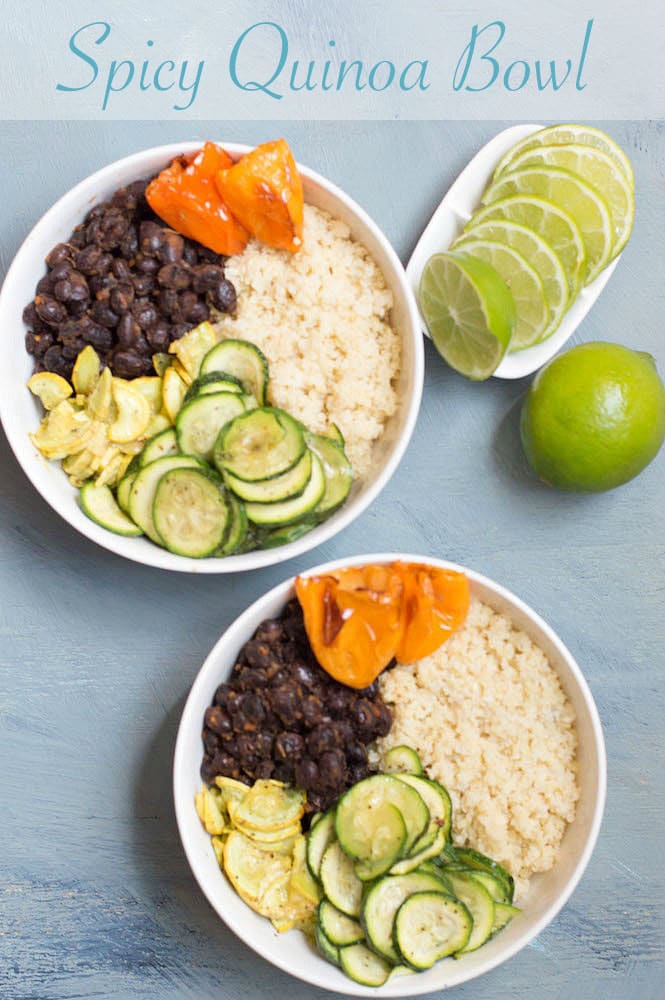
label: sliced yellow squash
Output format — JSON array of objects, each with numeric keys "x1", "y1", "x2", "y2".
[
  {"x1": 108, "y1": 380, "x2": 151, "y2": 443},
  {"x1": 223, "y1": 831, "x2": 292, "y2": 906},
  {"x1": 87, "y1": 367, "x2": 115, "y2": 422},
  {"x1": 72, "y1": 346, "x2": 101, "y2": 395},
  {"x1": 130, "y1": 376, "x2": 163, "y2": 414},
  {"x1": 228, "y1": 780, "x2": 305, "y2": 831},
  {"x1": 168, "y1": 321, "x2": 218, "y2": 380},
  {"x1": 162, "y1": 366, "x2": 188, "y2": 422},
  {"x1": 27, "y1": 372, "x2": 73, "y2": 410}
]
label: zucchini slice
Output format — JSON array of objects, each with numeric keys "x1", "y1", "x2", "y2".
[
  {"x1": 215, "y1": 491, "x2": 248, "y2": 556},
  {"x1": 395, "y1": 891, "x2": 472, "y2": 969},
  {"x1": 315, "y1": 923, "x2": 340, "y2": 967},
  {"x1": 394, "y1": 775, "x2": 452, "y2": 854},
  {"x1": 176, "y1": 392, "x2": 246, "y2": 463},
  {"x1": 445, "y1": 871, "x2": 495, "y2": 954},
  {"x1": 319, "y1": 841, "x2": 363, "y2": 918},
  {"x1": 390, "y1": 826, "x2": 448, "y2": 876},
  {"x1": 224, "y1": 449, "x2": 312, "y2": 503},
  {"x1": 352, "y1": 804, "x2": 407, "y2": 881},
  {"x1": 153, "y1": 468, "x2": 230, "y2": 558},
  {"x1": 491, "y1": 902, "x2": 520, "y2": 935},
  {"x1": 450, "y1": 847, "x2": 515, "y2": 903},
  {"x1": 327, "y1": 422, "x2": 345, "y2": 447},
  {"x1": 140, "y1": 428, "x2": 179, "y2": 466},
  {"x1": 305, "y1": 432, "x2": 353, "y2": 517},
  {"x1": 128, "y1": 454, "x2": 202, "y2": 543},
  {"x1": 467, "y1": 870, "x2": 511, "y2": 904},
  {"x1": 335, "y1": 774, "x2": 429, "y2": 859},
  {"x1": 183, "y1": 372, "x2": 244, "y2": 403},
  {"x1": 244, "y1": 454, "x2": 325, "y2": 526},
  {"x1": 200, "y1": 339, "x2": 269, "y2": 404},
  {"x1": 215, "y1": 407, "x2": 305, "y2": 482},
  {"x1": 306, "y1": 811, "x2": 336, "y2": 881},
  {"x1": 339, "y1": 944, "x2": 392, "y2": 987},
  {"x1": 384, "y1": 746, "x2": 423, "y2": 776},
  {"x1": 80, "y1": 483, "x2": 142, "y2": 537},
  {"x1": 318, "y1": 900, "x2": 364, "y2": 946},
  {"x1": 361, "y1": 871, "x2": 446, "y2": 964},
  {"x1": 259, "y1": 521, "x2": 313, "y2": 549},
  {"x1": 116, "y1": 472, "x2": 137, "y2": 514}
]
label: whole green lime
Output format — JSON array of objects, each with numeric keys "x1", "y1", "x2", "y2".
[{"x1": 520, "y1": 341, "x2": 665, "y2": 491}]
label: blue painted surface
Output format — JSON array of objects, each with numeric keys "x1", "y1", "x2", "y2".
[{"x1": 0, "y1": 120, "x2": 664, "y2": 1000}]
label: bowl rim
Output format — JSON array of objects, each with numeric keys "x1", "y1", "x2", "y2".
[
  {"x1": 173, "y1": 551, "x2": 607, "y2": 995},
  {"x1": 0, "y1": 142, "x2": 424, "y2": 574}
]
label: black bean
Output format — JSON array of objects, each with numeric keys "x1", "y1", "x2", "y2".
[
  {"x1": 182, "y1": 241, "x2": 199, "y2": 265},
  {"x1": 203, "y1": 730, "x2": 221, "y2": 756},
  {"x1": 147, "y1": 321, "x2": 170, "y2": 352},
  {"x1": 274, "y1": 732, "x2": 305, "y2": 759},
  {"x1": 97, "y1": 210, "x2": 128, "y2": 250},
  {"x1": 200, "y1": 757, "x2": 217, "y2": 784},
  {"x1": 158, "y1": 288, "x2": 178, "y2": 316},
  {"x1": 112, "y1": 258, "x2": 132, "y2": 282},
  {"x1": 91, "y1": 301, "x2": 120, "y2": 329},
  {"x1": 210, "y1": 278, "x2": 236, "y2": 313},
  {"x1": 43, "y1": 344, "x2": 65, "y2": 370},
  {"x1": 169, "y1": 322, "x2": 192, "y2": 341},
  {"x1": 24, "y1": 332, "x2": 37, "y2": 355},
  {"x1": 119, "y1": 226, "x2": 139, "y2": 260},
  {"x1": 302, "y1": 695, "x2": 325, "y2": 729},
  {"x1": 255, "y1": 760, "x2": 275, "y2": 779},
  {"x1": 214, "y1": 683, "x2": 233, "y2": 708},
  {"x1": 70, "y1": 228, "x2": 87, "y2": 249},
  {"x1": 36, "y1": 275, "x2": 53, "y2": 295},
  {"x1": 89, "y1": 273, "x2": 117, "y2": 297},
  {"x1": 110, "y1": 283, "x2": 135, "y2": 314},
  {"x1": 254, "y1": 620, "x2": 284, "y2": 644},
  {"x1": 272, "y1": 684, "x2": 300, "y2": 726},
  {"x1": 157, "y1": 231, "x2": 185, "y2": 264},
  {"x1": 132, "y1": 299, "x2": 159, "y2": 330},
  {"x1": 158, "y1": 262, "x2": 191, "y2": 290},
  {"x1": 172, "y1": 290, "x2": 200, "y2": 323},
  {"x1": 211, "y1": 751, "x2": 238, "y2": 777},
  {"x1": 318, "y1": 749, "x2": 346, "y2": 789},
  {"x1": 347, "y1": 742, "x2": 368, "y2": 766},
  {"x1": 76, "y1": 245, "x2": 104, "y2": 275},
  {"x1": 112, "y1": 350, "x2": 144, "y2": 378},
  {"x1": 54, "y1": 271, "x2": 89, "y2": 304},
  {"x1": 85, "y1": 324, "x2": 113, "y2": 352},
  {"x1": 50, "y1": 262, "x2": 74, "y2": 283},
  {"x1": 135, "y1": 253, "x2": 160, "y2": 275},
  {"x1": 204, "y1": 706, "x2": 233, "y2": 736},
  {"x1": 295, "y1": 758, "x2": 319, "y2": 790},
  {"x1": 45, "y1": 243, "x2": 74, "y2": 268},
  {"x1": 374, "y1": 702, "x2": 392, "y2": 736},
  {"x1": 132, "y1": 273, "x2": 155, "y2": 297},
  {"x1": 192, "y1": 263, "x2": 225, "y2": 293},
  {"x1": 187, "y1": 300, "x2": 210, "y2": 325},
  {"x1": 23, "y1": 302, "x2": 39, "y2": 327},
  {"x1": 35, "y1": 295, "x2": 67, "y2": 326},
  {"x1": 134, "y1": 334, "x2": 152, "y2": 357},
  {"x1": 307, "y1": 725, "x2": 338, "y2": 757}
]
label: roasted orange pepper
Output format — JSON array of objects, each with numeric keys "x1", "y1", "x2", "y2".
[
  {"x1": 215, "y1": 139, "x2": 304, "y2": 252},
  {"x1": 394, "y1": 562, "x2": 470, "y2": 663},
  {"x1": 146, "y1": 142, "x2": 249, "y2": 256},
  {"x1": 295, "y1": 562, "x2": 469, "y2": 689}
]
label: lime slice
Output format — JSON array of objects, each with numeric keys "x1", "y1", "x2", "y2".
[
  {"x1": 419, "y1": 251, "x2": 516, "y2": 380},
  {"x1": 468, "y1": 196, "x2": 586, "y2": 298},
  {"x1": 457, "y1": 219, "x2": 569, "y2": 342},
  {"x1": 452, "y1": 238, "x2": 549, "y2": 350},
  {"x1": 505, "y1": 145, "x2": 634, "y2": 259},
  {"x1": 494, "y1": 124, "x2": 634, "y2": 190},
  {"x1": 482, "y1": 166, "x2": 613, "y2": 284}
]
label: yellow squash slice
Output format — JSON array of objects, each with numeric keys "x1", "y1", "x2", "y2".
[
  {"x1": 162, "y1": 367, "x2": 188, "y2": 422},
  {"x1": 108, "y1": 380, "x2": 151, "y2": 443},
  {"x1": 27, "y1": 372, "x2": 73, "y2": 410},
  {"x1": 152, "y1": 352, "x2": 172, "y2": 377},
  {"x1": 130, "y1": 376, "x2": 163, "y2": 414},
  {"x1": 72, "y1": 346, "x2": 101, "y2": 395},
  {"x1": 168, "y1": 321, "x2": 218, "y2": 380},
  {"x1": 223, "y1": 831, "x2": 292, "y2": 907},
  {"x1": 87, "y1": 367, "x2": 115, "y2": 422},
  {"x1": 228, "y1": 780, "x2": 305, "y2": 832}
]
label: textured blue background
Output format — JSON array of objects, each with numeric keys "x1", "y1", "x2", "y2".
[{"x1": 1, "y1": 119, "x2": 664, "y2": 999}]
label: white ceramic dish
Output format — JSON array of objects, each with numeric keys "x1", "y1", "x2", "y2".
[
  {"x1": 0, "y1": 144, "x2": 423, "y2": 573},
  {"x1": 407, "y1": 124, "x2": 622, "y2": 380},
  {"x1": 174, "y1": 552, "x2": 606, "y2": 997}
]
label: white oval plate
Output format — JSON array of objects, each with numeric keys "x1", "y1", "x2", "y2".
[{"x1": 406, "y1": 124, "x2": 622, "y2": 380}]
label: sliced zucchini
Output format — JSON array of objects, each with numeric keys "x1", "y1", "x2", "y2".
[
  {"x1": 352, "y1": 804, "x2": 407, "y2": 881},
  {"x1": 140, "y1": 428, "x2": 179, "y2": 466},
  {"x1": 224, "y1": 449, "x2": 312, "y2": 503},
  {"x1": 445, "y1": 871, "x2": 495, "y2": 954},
  {"x1": 327, "y1": 422, "x2": 345, "y2": 447},
  {"x1": 395, "y1": 891, "x2": 472, "y2": 969},
  {"x1": 491, "y1": 902, "x2": 520, "y2": 935},
  {"x1": 394, "y1": 775, "x2": 452, "y2": 854},
  {"x1": 306, "y1": 811, "x2": 336, "y2": 881},
  {"x1": 361, "y1": 871, "x2": 446, "y2": 964},
  {"x1": 215, "y1": 407, "x2": 305, "y2": 482},
  {"x1": 335, "y1": 774, "x2": 429, "y2": 859},
  {"x1": 259, "y1": 521, "x2": 313, "y2": 549},
  {"x1": 305, "y1": 432, "x2": 353, "y2": 517},
  {"x1": 416, "y1": 862, "x2": 453, "y2": 889},
  {"x1": 315, "y1": 923, "x2": 340, "y2": 967},
  {"x1": 339, "y1": 943, "x2": 392, "y2": 987},
  {"x1": 384, "y1": 746, "x2": 423, "y2": 776},
  {"x1": 116, "y1": 472, "x2": 137, "y2": 514},
  {"x1": 201, "y1": 339, "x2": 269, "y2": 404},
  {"x1": 80, "y1": 482, "x2": 142, "y2": 537},
  {"x1": 215, "y1": 491, "x2": 248, "y2": 556},
  {"x1": 319, "y1": 841, "x2": 363, "y2": 918},
  {"x1": 467, "y1": 870, "x2": 511, "y2": 904},
  {"x1": 390, "y1": 826, "x2": 448, "y2": 876},
  {"x1": 153, "y1": 468, "x2": 229, "y2": 558},
  {"x1": 128, "y1": 454, "x2": 202, "y2": 544},
  {"x1": 450, "y1": 846, "x2": 515, "y2": 903},
  {"x1": 245, "y1": 454, "x2": 325, "y2": 527},
  {"x1": 318, "y1": 900, "x2": 364, "y2": 946},
  {"x1": 176, "y1": 392, "x2": 245, "y2": 463},
  {"x1": 183, "y1": 372, "x2": 244, "y2": 403}
]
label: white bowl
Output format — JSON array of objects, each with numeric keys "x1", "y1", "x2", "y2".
[
  {"x1": 0, "y1": 144, "x2": 423, "y2": 572},
  {"x1": 407, "y1": 124, "x2": 622, "y2": 379},
  {"x1": 173, "y1": 552, "x2": 606, "y2": 996}
]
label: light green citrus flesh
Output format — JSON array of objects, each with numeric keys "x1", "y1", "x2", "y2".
[
  {"x1": 520, "y1": 342, "x2": 665, "y2": 492},
  {"x1": 451, "y1": 238, "x2": 549, "y2": 350},
  {"x1": 467, "y1": 196, "x2": 586, "y2": 297},
  {"x1": 457, "y1": 219, "x2": 569, "y2": 342},
  {"x1": 482, "y1": 166, "x2": 613, "y2": 284},
  {"x1": 494, "y1": 124, "x2": 635, "y2": 190},
  {"x1": 419, "y1": 251, "x2": 516, "y2": 381},
  {"x1": 504, "y1": 144, "x2": 634, "y2": 259}
]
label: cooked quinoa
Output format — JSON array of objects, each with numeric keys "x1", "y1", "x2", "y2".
[
  {"x1": 370, "y1": 599, "x2": 579, "y2": 898},
  {"x1": 213, "y1": 204, "x2": 400, "y2": 477}
]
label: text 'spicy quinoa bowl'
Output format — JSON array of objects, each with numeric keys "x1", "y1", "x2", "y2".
[
  {"x1": 173, "y1": 553, "x2": 606, "y2": 996},
  {"x1": 0, "y1": 142, "x2": 423, "y2": 572}
]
